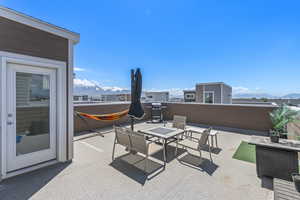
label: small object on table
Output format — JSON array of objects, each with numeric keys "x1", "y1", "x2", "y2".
[{"x1": 274, "y1": 178, "x2": 300, "y2": 200}]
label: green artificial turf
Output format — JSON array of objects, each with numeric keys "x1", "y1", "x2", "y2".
[{"x1": 232, "y1": 141, "x2": 256, "y2": 164}]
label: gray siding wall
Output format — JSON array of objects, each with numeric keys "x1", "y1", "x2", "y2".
[
  {"x1": 0, "y1": 16, "x2": 68, "y2": 62},
  {"x1": 195, "y1": 85, "x2": 204, "y2": 103},
  {"x1": 205, "y1": 84, "x2": 221, "y2": 104},
  {"x1": 222, "y1": 84, "x2": 232, "y2": 104},
  {"x1": 0, "y1": 16, "x2": 71, "y2": 171}
]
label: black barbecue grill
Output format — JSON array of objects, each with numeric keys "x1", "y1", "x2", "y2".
[{"x1": 150, "y1": 103, "x2": 165, "y2": 123}]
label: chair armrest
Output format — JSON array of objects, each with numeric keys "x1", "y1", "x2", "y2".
[
  {"x1": 146, "y1": 138, "x2": 160, "y2": 144},
  {"x1": 188, "y1": 129, "x2": 204, "y2": 134},
  {"x1": 181, "y1": 130, "x2": 201, "y2": 142}
]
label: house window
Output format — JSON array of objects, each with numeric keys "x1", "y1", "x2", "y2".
[
  {"x1": 185, "y1": 94, "x2": 195, "y2": 99},
  {"x1": 204, "y1": 91, "x2": 214, "y2": 104}
]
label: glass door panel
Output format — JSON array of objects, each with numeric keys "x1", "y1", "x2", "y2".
[{"x1": 16, "y1": 72, "x2": 51, "y2": 155}]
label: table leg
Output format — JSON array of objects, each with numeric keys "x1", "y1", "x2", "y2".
[
  {"x1": 215, "y1": 135, "x2": 218, "y2": 148},
  {"x1": 164, "y1": 139, "x2": 168, "y2": 163},
  {"x1": 210, "y1": 135, "x2": 214, "y2": 148}
]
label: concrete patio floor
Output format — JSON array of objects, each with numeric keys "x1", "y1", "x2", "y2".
[{"x1": 0, "y1": 122, "x2": 273, "y2": 200}]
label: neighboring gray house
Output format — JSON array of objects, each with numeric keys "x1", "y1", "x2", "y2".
[
  {"x1": 100, "y1": 93, "x2": 131, "y2": 102},
  {"x1": 183, "y1": 90, "x2": 196, "y2": 102},
  {"x1": 74, "y1": 95, "x2": 89, "y2": 102},
  {"x1": 195, "y1": 82, "x2": 232, "y2": 104}
]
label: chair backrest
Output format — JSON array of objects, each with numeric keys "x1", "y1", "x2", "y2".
[
  {"x1": 114, "y1": 126, "x2": 131, "y2": 148},
  {"x1": 130, "y1": 131, "x2": 147, "y2": 155},
  {"x1": 198, "y1": 128, "x2": 212, "y2": 148},
  {"x1": 173, "y1": 115, "x2": 186, "y2": 130}
]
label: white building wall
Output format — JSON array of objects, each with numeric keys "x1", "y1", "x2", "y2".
[{"x1": 145, "y1": 92, "x2": 169, "y2": 102}]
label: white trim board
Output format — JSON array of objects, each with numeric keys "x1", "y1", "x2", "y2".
[
  {"x1": 67, "y1": 40, "x2": 74, "y2": 160},
  {"x1": 0, "y1": 6, "x2": 80, "y2": 43},
  {"x1": 0, "y1": 51, "x2": 67, "y2": 180},
  {"x1": 0, "y1": 58, "x2": 7, "y2": 182}
]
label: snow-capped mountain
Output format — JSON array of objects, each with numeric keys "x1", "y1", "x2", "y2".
[
  {"x1": 74, "y1": 79, "x2": 130, "y2": 96},
  {"x1": 281, "y1": 93, "x2": 300, "y2": 99},
  {"x1": 233, "y1": 93, "x2": 277, "y2": 99},
  {"x1": 233, "y1": 93, "x2": 300, "y2": 99},
  {"x1": 74, "y1": 78, "x2": 300, "y2": 99}
]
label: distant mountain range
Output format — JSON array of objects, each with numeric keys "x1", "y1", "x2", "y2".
[
  {"x1": 281, "y1": 93, "x2": 300, "y2": 99},
  {"x1": 73, "y1": 78, "x2": 185, "y2": 97},
  {"x1": 74, "y1": 78, "x2": 300, "y2": 99},
  {"x1": 74, "y1": 79, "x2": 130, "y2": 96},
  {"x1": 233, "y1": 93, "x2": 300, "y2": 99}
]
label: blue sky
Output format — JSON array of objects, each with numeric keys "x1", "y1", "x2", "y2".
[{"x1": 2, "y1": 0, "x2": 300, "y2": 95}]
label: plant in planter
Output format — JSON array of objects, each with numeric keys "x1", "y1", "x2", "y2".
[
  {"x1": 269, "y1": 104, "x2": 299, "y2": 143},
  {"x1": 269, "y1": 130, "x2": 280, "y2": 143}
]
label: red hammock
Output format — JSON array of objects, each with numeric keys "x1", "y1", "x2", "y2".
[{"x1": 76, "y1": 109, "x2": 129, "y2": 121}]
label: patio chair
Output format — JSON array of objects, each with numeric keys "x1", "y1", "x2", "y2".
[
  {"x1": 173, "y1": 115, "x2": 187, "y2": 130},
  {"x1": 130, "y1": 131, "x2": 166, "y2": 172},
  {"x1": 112, "y1": 127, "x2": 166, "y2": 174},
  {"x1": 112, "y1": 126, "x2": 131, "y2": 161},
  {"x1": 173, "y1": 115, "x2": 187, "y2": 140},
  {"x1": 175, "y1": 127, "x2": 213, "y2": 162}
]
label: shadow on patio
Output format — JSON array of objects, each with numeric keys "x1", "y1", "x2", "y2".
[
  {"x1": 0, "y1": 162, "x2": 70, "y2": 200},
  {"x1": 177, "y1": 153, "x2": 219, "y2": 175}
]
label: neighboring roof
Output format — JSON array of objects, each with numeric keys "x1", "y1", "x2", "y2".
[
  {"x1": 196, "y1": 82, "x2": 232, "y2": 88},
  {"x1": 145, "y1": 91, "x2": 169, "y2": 94},
  {"x1": 0, "y1": 6, "x2": 80, "y2": 43},
  {"x1": 183, "y1": 90, "x2": 196, "y2": 93}
]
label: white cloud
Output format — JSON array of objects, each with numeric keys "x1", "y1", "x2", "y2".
[
  {"x1": 74, "y1": 78, "x2": 98, "y2": 87},
  {"x1": 74, "y1": 67, "x2": 86, "y2": 72},
  {"x1": 73, "y1": 78, "x2": 128, "y2": 91},
  {"x1": 102, "y1": 86, "x2": 128, "y2": 92}
]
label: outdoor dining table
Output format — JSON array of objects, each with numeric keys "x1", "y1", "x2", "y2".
[{"x1": 138, "y1": 127, "x2": 185, "y2": 162}]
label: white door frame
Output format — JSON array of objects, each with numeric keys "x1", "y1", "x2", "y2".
[
  {"x1": 7, "y1": 64, "x2": 57, "y2": 172},
  {"x1": 0, "y1": 51, "x2": 67, "y2": 179}
]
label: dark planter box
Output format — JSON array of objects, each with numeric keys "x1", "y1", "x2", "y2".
[{"x1": 256, "y1": 146, "x2": 299, "y2": 181}]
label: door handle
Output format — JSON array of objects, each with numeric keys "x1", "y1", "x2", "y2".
[{"x1": 7, "y1": 121, "x2": 13, "y2": 125}]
